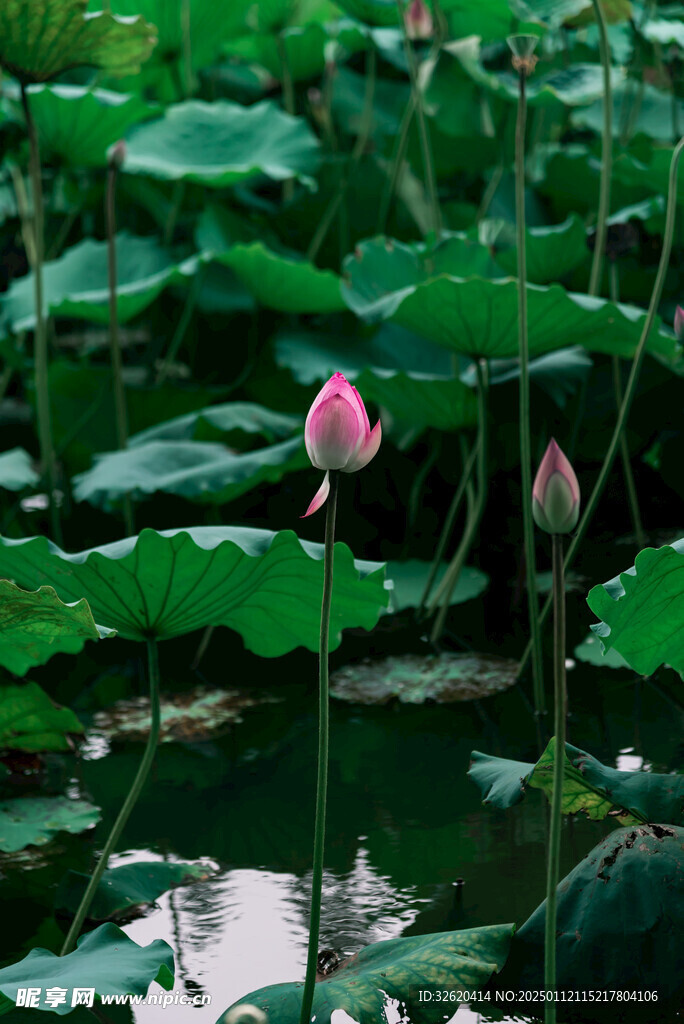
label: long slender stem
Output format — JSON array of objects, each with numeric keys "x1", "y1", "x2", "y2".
[
  {"x1": 61, "y1": 638, "x2": 161, "y2": 955},
  {"x1": 181, "y1": 0, "x2": 193, "y2": 98},
  {"x1": 517, "y1": 136, "x2": 684, "y2": 680},
  {"x1": 105, "y1": 161, "x2": 133, "y2": 537},
  {"x1": 514, "y1": 68, "x2": 545, "y2": 716},
  {"x1": 544, "y1": 534, "x2": 567, "y2": 1022},
  {"x1": 588, "y1": 0, "x2": 612, "y2": 297},
  {"x1": 377, "y1": 93, "x2": 417, "y2": 234},
  {"x1": 395, "y1": 0, "x2": 441, "y2": 239},
  {"x1": 276, "y1": 32, "x2": 296, "y2": 204},
  {"x1": 20, "y1": 84, "x2": 61, "y2": 545},
  {"x1": 299, "y1": 471, "x2": 339, "y2": 1024}
]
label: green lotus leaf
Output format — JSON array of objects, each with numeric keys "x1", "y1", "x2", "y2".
[
  {"x1": 0, "y1": 0, "x2": 157, "y2": 84},
  {"x1": 483, "y1": 214, "x2": 589, "y2": 284},
  {"x1": 0, "y1": 796, "x2": 100, "y2": 853},
  {"x1": 222, "y1": 924, "x2": 515, "y2": 1024},
  {"x1": 587, "y1": 538, "x2": 684, "y2": 676},
  {"x1": 641, "y1": 15, "x2": 684, "y2": 47},
  {"x1": 1, "y1": 234, "x2": 200, "y2": 332},
  {"x1": 385, "y1": 560, "x2": 489, "y2": 613},
  {"x1": 224, "y1": 21, "x2": 369, "y2": 82},
  {"x1": 56, "y1": 860, "x2": 214, "y2": 922},
  {"x1": 0, "y1": 528, "x2": 388, "y2": 651},
  {"x1": 0, "y1": 681, "x2": 84, "y2": 752},
  {"x1": 332, "y1": 0, "x2": 398, "y2": 26},
  {"x1": 573, "y1": 632, "x2": 630, "y2": 669},
  {"x1": 123, "y1": 100, "x2": 320, "y2": 189},
  {"x1": 4, "y1": 83, "x2": 156, "y2": 167},
  {"x1": 573, "y1": 80, "x2": 684, "y2": 142},
  {"x1": 129, "y1": 402, "x2": 302, "y2": 446},
  {"x1": 0, "y1": 580, "x2": 116, "y2": 677},
  {"x1": 72, "y1": 436, "x2": 309, "y2": 509},
  {"x1": 213, "y1": 243, "x2": 345, "y2": 313},
  {"x1": 469, "y1": 737, "x2": 684, "y2": 825},
  {"x1": 0, "y1": 923, "x2": 173, "y2": 1013},
  {"x1": 0, "y1": 448, "x2": 39, "y2": 492}
]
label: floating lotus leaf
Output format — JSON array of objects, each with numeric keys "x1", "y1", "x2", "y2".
[
  {"x1": 222, "y1": 924, "x2": 515, "y2": 1024},
  {"x1": 0, "y1": 681, "x2": 84, "y2": 752},
  {"x1": 469, "y1": 738, "x2": 684, "y2": 825},
  {"x1": 573, "y1": 632, "x2": 629, "y2": 669},
  {"x1": 0, "y1": 0, "x2": 157, "y2": 83},
  {"x1": 213, "y1": 243, "x2": 345, "y2": 313},
  {"x1": 0, "y1": 528, "x2": 388, "y2": 652},
  {"x1": 330, "y1": 652, "x2": 518, "y2": 705},
  {"x1": 0, "y1": 448, "x2": 39, "y2": 492},
  {"x1": 0, "y1": 796, "x2": 100, "y2": 853},
  {"x1": 0, "y1": 580, "x2": 115, "y2": 677},
  {"x1": 123, "y1": 100, "x2": 320, "y2": 189},
  {"x1": 385, "y1": 560, "x2": 489, "y2": 613},
  {"x1": 0, "y1": 923, "x2": 173, "y2": 1013}
]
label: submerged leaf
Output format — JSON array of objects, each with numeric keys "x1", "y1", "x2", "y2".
[{"x1": 0, "y1": 796, "x2": 100, "y2": 853}]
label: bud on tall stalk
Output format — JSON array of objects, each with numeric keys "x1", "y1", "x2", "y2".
[{"x1": 532, "y1": 439, "x2": 580, "y2": 535}]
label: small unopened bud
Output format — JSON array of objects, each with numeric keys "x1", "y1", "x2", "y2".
[
  {"x1": 507, "y1": 34, "x2": 539, "y2": 76},
  {"x1": 675, "y1": 305, "x2": 684, "y2": 340},
  {"x1": 222, "y1": 1007, "x2": 268, "y2": 1024},
  {"x1": 405, "y1": 0, "x2": 433, "y2": 40},
  {"x1": 532, "y1": 439, "x2": 580, "y2": 535},
  {"x1": 107, "y1": 139, "x2": 126, "y2": 170}
]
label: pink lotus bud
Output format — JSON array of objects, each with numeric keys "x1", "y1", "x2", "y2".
[
  {"x1": 302, "y1": 372, "x2": 381, "y2": 517},
  {"x1": 675, "y1": 305, "x2": 684, "y2": 340},
  {"x1": 405, "y1": 0, "x2": 433, "y2": 40},
  {"x1": 532, "y1": 439, "x2": 580, "y2": 535}
]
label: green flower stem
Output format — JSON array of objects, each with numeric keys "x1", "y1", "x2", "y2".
[
  {"x1": 588, "y1": 0, "x2": 612, "y2": 297},
  {"x1": 105, "y1": 160, "x2": 133, "y2": 537},
  {"x1": 377, "y1": 92, "x2": 417, "y2": 234},
  {"x1": 608, "y1": 260, "x2": 645, "y2": 549},
  {"x1": 429, "y1": 361, "x2": 488, "y2": 642},
  {"x1": 181, "y1": 0, "x2": 193, "y2": 98},
  {"x1": 155, "y1": 270, "x2": 201, "y2": 387},
  {"x1": 299, "y1": 470, "x2": 339, "y2": 1024},
  {"x1": 20, "y1": 84, "x2": 61, "y2": 546},
  {"x1": 60, "y1": 637, "x2": 162, "y2": 956},
  {"x1": 395, "y1": 0, "x2": 441, "y2": 240},
  {"x1": 544, "y1": 533, "x2": 567, "y2": 1022},
  {"x1": 517, "y1": 135, "x2": 684, "y2": 681},
  {"x1": 514, "y1": 66, "x2": 545, "y2": 717},
  {"x1": 276, "y1": 32, "x2": 296, "y2": 204}
]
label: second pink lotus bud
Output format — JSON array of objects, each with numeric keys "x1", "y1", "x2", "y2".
[
  {"x1": 405, "y1": 0, "x2": 433, "y2": 40},
  {"x1": 674, "y1": 305, "x2": 684, "y2": 340},
  {"x1": 532, "y1": 439, "x2": 580, "y2": 535}
]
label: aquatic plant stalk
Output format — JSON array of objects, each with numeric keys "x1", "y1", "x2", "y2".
[
  {"x1": 544, "y1": 533, "x2": 567, "y2": 1022},
  {"x1": 20, "y1": 84, "x2": 61, "y2": 544},
  {"x1": 588, "y1": 0, "x2": 612, "y2": 297},
  {"x1": 276, "y1": 32, "x2": 296, "y2": 203},
  {"x1": 517, "y1": 135, "x2": 684, "y2": 680},
  {"x1": 61, "y1": 637, "x2": 161, "y2": 955},
  {"x1": 299, "y1": 470, "x2": 339, "y2": 1024},
  {"x1": 514, "y1": 63, "x2": 545, "y2": 716}
]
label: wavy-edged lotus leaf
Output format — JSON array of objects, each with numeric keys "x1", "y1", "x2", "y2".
[
  {"x1": 222, "y1": 924, "x2": 515, "y2": 1024},
  {"x1": 6, "y1": 83, "x2": 156, "y2": 166},
  {"x1": 483, "y1": 214, "x2": 589, "y2": 284},
  {"x1": 587, "y1": 539, "x2": 684, "y2": 676},
  {"x1": 332, "y1": 0, "x2": 398, "y2": 26},
  {"x1": 331, "y1": 652, "x2": 517, "y2": 705},
  {"x1": 642, "y1": 16, "x2": 684, "y2": 47},
  {"x1": 0, "y1": 923, "x2": 173, "y2": 1014},
  {"x1": 56, "y1": 860, "x2": 214, "y2": 922},
  {"x1": 0, "y1": 681, "x2": 84, "y2": 752},
  {"x1": 573, "y1": 80, "x2": 684, "y2": 142},
  {"x1": 0, "y1": 0, "x2": 157, "y2": 83},
  {"x1": 213, "y1": 243, "x2": 345, "y2": 313},
  {"x1": 385, "y1": 560, "x2": 489, "y2": 613},
  {"x1": 123, "y1": 100, "x2": 320, "y2": 189},
  {"x1": 0, "y1": 528, "x2": 388, "y2": 652},
  {"x1": 0, "y1": 448, "x2": 39, "y2": 491},
  {"x1": 92, "y1": 686, "x2": 280, "y2": 743},
  {"x1": 469, "y1": 738, "x2": 684, "y2": 825},
  {"x1": 0, "y1": 796, "x2": 100, "y2": 853},
  {"x1": 72, "y1": 436, "x2": 308, "y2": 509},
  {"x1": 460, "y1": 347, "x2": 593, "y2": 409},
  {"x1": 275, "y1": 328, "x2": 478, "y2": 431},
  {"x1": 129, "y1": 402, "x2": 302, "y2": 446},
  {"x1": 573, "y1": 632, "x2": 629, "y2": 669},
  {"x1": 0, "y1": 580, "x2": 116, "y2": 677},
  {"x1": 498, "y1": 824, "x2": 684, "y2": 1009},
  {"x1": 1, "y1": 234, "x2": 200, "y2": 332},
  {"x1": 224, "y1": 21, "x2": 369, "y2": 81}
]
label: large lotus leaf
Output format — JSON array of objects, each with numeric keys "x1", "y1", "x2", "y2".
[
  {"x1": 514, "y1": 0, "x2": 631, "y2": 26},
  {"x1": 0, "y1": 234, "x2": 200, "y2": 332},
  {"x1": 460, "y1": 347, "x2": 593, "y2": 409},
  {"x1": 385, "y1": 560, "x2": 488, "y2": 613},
  {"x1": 222, "y1": 924, "x2": 515, "y2": 1024},
  {"x1": 72, "y1": 436, "x2": 309, "y2": 509},
  {"x1": 587, "y1": 538, "x2": 684, "y2": 676},
  {"x1": 0, "y1": 796, "x2": 100, "y2": 853},
  {"x1": 642, "y1": 16, "x2": 684, "y2": 47},
  {"x1": 501, "y1": 824, "x2": 684, "y2": 1005},
  {"x1": 0, "y1": 681, "x2": 83, "y2": 752},
  {"x1": 213, "y1": 243, "x2": 345, "y2": 313},
  {"x1": 274, "y1": 329, "x2": 478, "y2": 431},
  {"x1": 0, "y1": 923, "x2": 173, "y2": 1013},
  {"x1": 123, "y1": 100, "x2": 320, "y2": 189},
  {"x1": 56, "y1": 860, "x2": 213, "y2": 922},
  {"x1": 0, "y1": 528, "x2": 388, "y2": 651},
  {"x1": 224, "y1": 21, "x2": 369, "y2": 81},
  {"x1": 0, "y1": 580, "x2": 115, "y2": 677},
  {"x1": 129, "y1": 402, "x2": 302, "y2": 446},
  {"x1": 573, "y1": 80, "x2": 684, "y2": 142},
  {"x1": 331, "y1": 653, "x2": 518, "y2": 704},
  {"x1": 6, "y1": 84, "x2": 156, "y2": 167},
  {"x1": 469, "y1": 738, "x2": 684, "y2": 826},
  {"x1": 483, "y1": 214, "x2": 589, "y2": 284},
  {"x1": 0, "y1": 0, "x2": 157, "y2": 83},
  {"x1": 0, "y1": 448, "x2": 39, "y2": 491},
  {"x1": 332, "y1": 0, "x2": 398, "y2": 25}
]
